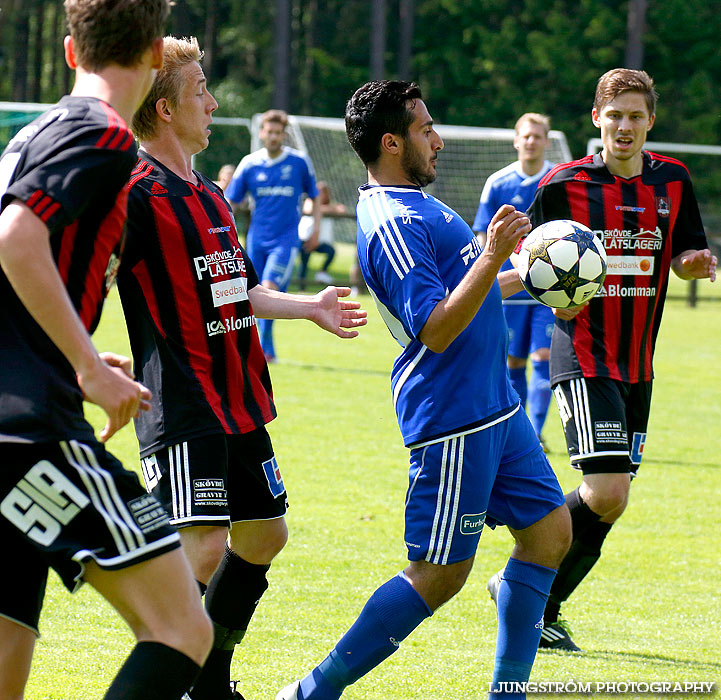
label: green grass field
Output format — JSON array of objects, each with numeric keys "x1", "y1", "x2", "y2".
[{"x1": 23, "y1": 263, "x2": 720, "y2": 700}]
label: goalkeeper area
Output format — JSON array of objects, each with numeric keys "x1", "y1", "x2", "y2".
[{"x1": 235, "y1": 113, "x2": 573, "y2": 243}]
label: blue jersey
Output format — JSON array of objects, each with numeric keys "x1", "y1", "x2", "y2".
[
  {"x1": 226, "y1": 146, "x2": 318, "y2": 244},
  {"x1": 356, "y1": 184, "x2": 518, "y2": 447},
  {"x1": 472, "y1": 161, "x2": 553, "y2": 303}
]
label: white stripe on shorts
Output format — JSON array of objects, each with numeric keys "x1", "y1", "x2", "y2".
[
  {"x1": 61, "y1": 441, "x2": 145, "y2": 554},
  {"x1": 426, "y1": 435, "x2": 464, "y2": 566},
  {"x1": 168, "y1": 443, "x2": 192, "y2": 521},
  {"x1": 569, "y1": 377, "x2": 594, "y2": 457}
]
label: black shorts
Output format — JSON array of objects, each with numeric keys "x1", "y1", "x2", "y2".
[
  {"x1": 552, "y1": 377, "x2": 652, "y2": 476},
  {"x1": 140, "y1": 427, "x2": 288, "y2": 528},
  {"x1": 0, "y1": 440, "x2": 180, "y2": 633}
]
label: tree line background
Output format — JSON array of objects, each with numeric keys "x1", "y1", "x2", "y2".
[{"x1": 1, "y1": 0, "x2": 720, "y2": 232}]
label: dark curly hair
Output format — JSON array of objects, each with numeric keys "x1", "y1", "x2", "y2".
[{"x1": 345, "y1": 80, "x2": 423, "y2": 167}]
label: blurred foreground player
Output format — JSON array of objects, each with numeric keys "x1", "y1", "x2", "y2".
[
  {"x1": 121, "y1": 37, "x2": 366, "y2": 700},
  {"x1": 0, "y1": 2, "x2": 213, "y2": 699},
  {"x1": 276, "y1": 80, "x2": 571, "y2": 700},
  {"x1": 521, "y1": 68, "x2": 717, "y2": 651}
]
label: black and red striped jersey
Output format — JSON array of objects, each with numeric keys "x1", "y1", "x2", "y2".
[
  {"x1": 118, "y1": 152, "x2": 275, "y2": 457},
  {"x1": 528, "y1": 151, "x2": 707, "y2": 385},
  {"x1": 0, "y1": 96, "x2": 137, "y2": 443}
]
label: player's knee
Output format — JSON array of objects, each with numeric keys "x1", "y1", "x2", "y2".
[
  {"x1": 191, "y1": 534, "x2": 227, "y2": 583},
  {"x1": 161, "y1": 607, "x2": 214, "y2": 665},
  {"x1": 582, "y1": 476, "x2": 630, "y2": 516},
  {"x1": 231, "y1": 519, "x2": 288, "y2": 564},
  {"x1": 257, "y1": 522, "x2": 288, "y2": 561},
  {"x1": 176, "y1": 608, "x2": 214, "y2": 665}
]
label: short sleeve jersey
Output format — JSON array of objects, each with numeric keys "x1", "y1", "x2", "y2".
[
  {"x1": 528, "y1": 151, "x2": 708, "y2": 385},
  {"x1": 118, "y1": 153, "x2": 275, "y2": 458},
  {"x1": 225, "y1": 146, "x2": 318, "y2": 245},
  {"x1": 356, "y1": 185, "x2": 518, "y2": 447},
  {"x1": 0, "y1": 96, "x2": 137, "y2": 444},
  {"x1": 473, "y1": 160, "x2": 553, "y2": 303}
]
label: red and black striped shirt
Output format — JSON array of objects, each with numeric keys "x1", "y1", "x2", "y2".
[
  {"x1": 0, "y1": 96, "x2": 137, "y2": 443},
  {"x1": 528, "y1": 151, "x2": 707, "y2": 385},
  {"x1": 118, "y1": 153, "x2": 275, "y2": 458}
]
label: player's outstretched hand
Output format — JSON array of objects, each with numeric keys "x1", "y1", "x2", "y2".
[
  {"x1": 553, "y1": 302, "x2": 589, "y2": 321},
  {"x1": 484, "y1": 204, "x2": 532, "y2": 262},
  {"x1": 678, "y1": 248, "x2": 717, "y2": 282},
  {"x1": 78, "y1": 355, "x2": 152, "y2": 443},
  {"x1": 312, "y1": 286, "x2": 368, "y2": 338}
]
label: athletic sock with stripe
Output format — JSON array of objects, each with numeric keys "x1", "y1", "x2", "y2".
[
  {"x1": 490, "y1": 557, "x2": 556, "y2": 700},
  {"x1": 297, "y1": 573, "x2": 431, "y2": 700}
]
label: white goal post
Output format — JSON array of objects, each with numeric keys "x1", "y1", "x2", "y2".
[{"x1": 250, "y1": 113, "x2": 572, "y2": 243}]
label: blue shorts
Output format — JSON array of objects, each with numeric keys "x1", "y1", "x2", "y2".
[
  {"x1": 247, "y1": 234, "x2": 299, "y2": 292},
  {"x1": 503, "y1": 302, "x2": 554, "y2": 359},
  {"x1": 404, "y1": 407, "x2": 564, "y2": 565}
]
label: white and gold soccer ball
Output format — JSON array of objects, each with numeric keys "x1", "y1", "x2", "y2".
[{"x1": 516, "y1": 219, "x2": 607, "y2": 309}]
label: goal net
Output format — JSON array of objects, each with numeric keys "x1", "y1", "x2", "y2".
[{"x1": 247, "y1": 113, "x2": 573, "y2": 243}]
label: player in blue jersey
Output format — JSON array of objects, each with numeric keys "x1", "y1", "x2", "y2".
[
  {"x1": 473, "y1": 113, "x2": 556, "y2": 448},
  {"x1": 276, "y1": 81, "x2": 572, "y2": 700},
  {"x1": 225, "y1": 110, "x2": 321, "y2": 361}
]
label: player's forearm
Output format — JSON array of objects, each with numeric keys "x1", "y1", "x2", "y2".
[
  {"x1": 419, "y1": 252, "x2": 501, "y2": 353},
  {"x1": 0, "y1": 202, "x2": 101, "y2": 376},
  {"x1": 498, "y1": 268, "x2": 523, "y2": 298},
  {"x1": 248, "y1": 285, "x2": 315, "y2": 320}
]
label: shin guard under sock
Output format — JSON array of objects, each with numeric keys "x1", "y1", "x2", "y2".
[
  {"x1": 545, "y1": 501, "x2": 611, "y2": 624},
  {"x1": 191, "y1": 550, "x2": 270, "y2": 700}
]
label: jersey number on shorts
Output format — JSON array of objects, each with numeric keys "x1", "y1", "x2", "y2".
[{"x1": 1, "y1": 461, "x2": 90, "y2": 546}]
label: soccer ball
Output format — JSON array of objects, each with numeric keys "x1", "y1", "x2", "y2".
[{"x1": 516, "y1": 219, "x2": 607, "y2": 308}]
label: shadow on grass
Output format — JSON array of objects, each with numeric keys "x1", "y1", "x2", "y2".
[
  {"x1": 643, "y1": 457, "x2": 720, "y2": 470},
  {"x1": 543, "y1": 647, "x2": 721, "y2": 672},
  {"x1": 277, "y1": 359, "x2": 387, "y2": 377}
]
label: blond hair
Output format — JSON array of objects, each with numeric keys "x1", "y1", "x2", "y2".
[
  {"x1": 515, "y1": 112, "x2": 550, "y2": 136},
  {"x1": 132, "y1": 36, "x2": 203, "y2": 141}
]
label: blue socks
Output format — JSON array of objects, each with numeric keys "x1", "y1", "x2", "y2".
[
  {"x1": 508, "y1": 367, "x2": 527, "y2": 407},
  {"x1": 298, "y1": 573, "x2": 432, "y2": 699},
  {"x1": 489, "y1": 558, "x2": 557, "y2": 699},
  {"x1": 528, "y1": 359, "x2": 551, "y2": 438},
  {"x1": 258, "y1": 318, "x2": 275, "y2": 359}
]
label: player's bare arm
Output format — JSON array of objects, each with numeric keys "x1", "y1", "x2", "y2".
[
  {"x1": 671, "y1": 248, "x2": 717, "y2": 282},
  {"x1": 247, "y1": 284, "x2": 367, "y2": 338},
  {"x1": 497, "y1": 268, "x2": 524, "y2": 298},
  {"x1": 419, "y1": 205, "x2": 530, "y2": 353},
  {"x1": 0, "y1": 201, "x2": 151, "y2": 442}
]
